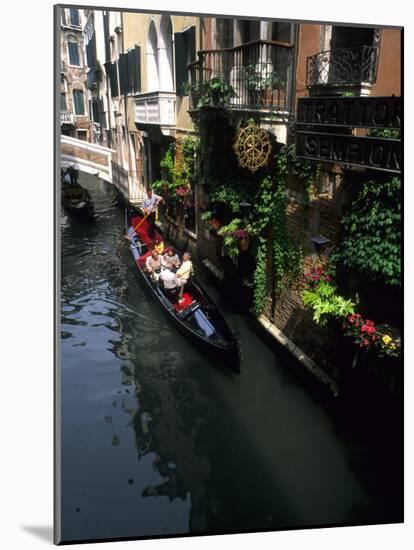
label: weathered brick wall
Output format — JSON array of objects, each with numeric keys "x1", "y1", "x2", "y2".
[
  {"x1": 61, "y1": 142, "x2": 108, "y2": 167},
  {"x1": 266, "y1": 169, "x2": 349, "y2": 378}
]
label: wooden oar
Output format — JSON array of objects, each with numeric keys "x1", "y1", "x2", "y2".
[{"x1": 133, "y1": 209, "x2": 152, "y2": 232}]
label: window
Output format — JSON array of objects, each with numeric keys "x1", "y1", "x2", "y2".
[
  {"x1": 73, "y1": 89, "x2": 85, "y2": 115},
  {"x1": 215, "y1": 19, "x2": 234, "y2": 49},
  {"x1": 174, "y1": 26, "x2": 196, "y2": 96},
  {"x1": 68, "y1": 40, "x2": 80, "y2": 66},
  {"x1": 60, "y1": 92, "x2": 67, "y2": 111},
  {"x1": 77, "y1": 130, "x2": 88, "y2": 141},
  {"x1": 61, "y1": 9, "x2": 67, "y2": 26},
  {"x1": 69, "y1": 8, "x2": 80, "y2": 27}
]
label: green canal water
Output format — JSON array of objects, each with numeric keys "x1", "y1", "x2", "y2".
[{"x1": 60, "y1": 173, "x2": 402, "y2": 542}]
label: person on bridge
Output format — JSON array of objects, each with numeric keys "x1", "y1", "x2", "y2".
[{"x1": 142, "y1": 189, "x2": 163, "y2": 239}]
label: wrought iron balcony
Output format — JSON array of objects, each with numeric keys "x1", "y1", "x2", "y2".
[
  {"x1": 134, "y1": 91, "x2": 176, "y2": 126},
  {"x1": 61, "y1": 111, "x2": 74, "y2": 125},
  {"x1": 307, "y1": 46, "x2": 378, "y2": 90},
  {"x1": 188, "y1": 39, "x2": 293, "y2": 113}
]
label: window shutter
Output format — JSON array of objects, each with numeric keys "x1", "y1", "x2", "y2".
[
  {"x1": 174, "y1": 31, "x2": 187, "y2": 96},
  {"x1": 272, "y1": 23, "x2": 292, "y2": 42},
  {"x1": 134, "y1": 45, "x2": 141, "y2": 93},
  {"x1": 86, "y1": 32, "x2": 97, "y2": 69},
  {"x1": 92, "y1": 98, "x2": 99, "y2": 122},
  {"x1": 105, "y1": 61, "x2": 119, "y2": 97},
  {"x1": 99, "y1": 98, "x2": 106, "y2": 127},
  {"x1": 119, "y1": 53, "x2": 130, "y2": 95},
  {"x1": 185, "y1": 26, "x2": 196, "y2": 63},
  {"x1": 127, "y1": 48, "x2": 141, "y2": 93}
]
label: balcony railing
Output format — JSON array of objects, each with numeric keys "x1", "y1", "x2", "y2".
[
  {"x1": 61, "y1": 111, "x2": 74, "y2": 125},
  {"x1": 307, "y1": 46, "x2": 378, "y2": 89},
  {"x1": 188, "y1": 39, "x2": 293, "y2": 112},
  {"x1": 134, "y1": 91, "x2": 176, "y2": 126}
]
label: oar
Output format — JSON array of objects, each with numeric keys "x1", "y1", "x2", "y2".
[{"x1": 133, "y1": 209, "x2": 152, "y2": 232}]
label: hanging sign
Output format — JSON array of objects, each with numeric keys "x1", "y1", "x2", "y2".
[
  {"x1": 296, "y1": 131, "x2": 401, "y2": 174},
  {"x1": 297, "y1": 96, "x2": 401, "y2": 129}
]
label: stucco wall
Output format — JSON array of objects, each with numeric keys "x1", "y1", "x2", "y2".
[{"x1": 372, "y1": 29, "x2": 402, "y2": 97}]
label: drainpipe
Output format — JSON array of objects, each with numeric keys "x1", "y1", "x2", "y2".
[
  {"x1": 104, "y1": 11, "x2": 113, "y2": 149},
  {"x1": 121, "y1": 10, "x2": 133, "y2": 202},
  {"x1": 288, "y1": 22, "x2": 299, "y2": 135}
]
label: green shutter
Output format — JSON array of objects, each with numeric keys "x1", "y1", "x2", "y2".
[
  {"x1": 105, "y1": 61, "x2": 119, "y2": 97},
  {"x1": 126, "y1": 46, "x2": 141, "y2": 94},
  {"x1": 185, "y1": 26, "x2": 196, "y2": 62},
  {"x1": 175, "y1": 32, "x2": 188, "y2": 96},
  {"x1": 119, "y1": 53, "x2": 130, "y2": 95},
  {"x1": 134, "y1": 45, "x2": 141, "y2": 93},
  {"x1": 127, "y1": 49, "x2": 134, "y2": 93}
]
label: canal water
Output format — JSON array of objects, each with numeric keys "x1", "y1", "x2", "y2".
[{"x1": 60, "y1": 174, "x2": 402, "y2": 543}]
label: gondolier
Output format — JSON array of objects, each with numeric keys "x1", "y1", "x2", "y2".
[{"x1": 142, "y1": 189, "x2": 163, "y2": 238}]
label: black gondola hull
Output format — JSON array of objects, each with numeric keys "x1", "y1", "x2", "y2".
[{"x1": 126, "y1": 218, "x2": 240, "y2": 373}]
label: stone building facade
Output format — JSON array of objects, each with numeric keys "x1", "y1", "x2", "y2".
[{"x1": 60, "y1": 7, "x2": 89, "y2": 140}]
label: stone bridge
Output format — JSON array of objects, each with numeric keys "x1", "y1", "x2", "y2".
[{"x1": 60, "y1": 135, "x2": 144, "y2": 205}]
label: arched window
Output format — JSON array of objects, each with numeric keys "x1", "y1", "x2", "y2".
[
  {"x1": 68, "y1": 37, "x2": 80, "y2": 66},
  {"x1": 147, "y1": 20, "x2": 159, "y2": 91},
  {"x1": 159, "y1": 15, "x2": 174, "y2": 91}
]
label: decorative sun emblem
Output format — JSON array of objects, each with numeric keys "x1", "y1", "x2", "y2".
[{"x1": 233, "y1": 122, "x2": 272, "y2": 173}]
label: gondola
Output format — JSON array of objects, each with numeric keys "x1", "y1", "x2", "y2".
[
  {"x1": 125, "y1": 210, "x2": 241, "y2": 373},
  {"x1": 61, "y1": 181, "x2": 94, "y2": 219}
]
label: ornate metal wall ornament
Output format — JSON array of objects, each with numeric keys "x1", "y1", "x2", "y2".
[{"x1": 233, "y1": 121, "x2": 272, "y2": 173}]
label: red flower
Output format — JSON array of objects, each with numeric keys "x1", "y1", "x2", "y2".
[{"x1": 363, "y1": 339, "x2": 369, "y2": 346}]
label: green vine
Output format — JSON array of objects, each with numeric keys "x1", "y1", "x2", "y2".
[
  {"x1": 333, "y1": 176, "x2": 401, "y2": 286},
  {"x1": 206, "y1": 146, "x2": 304, "y2": 314},
  {"x1": 254, "y1": 237, "x2": 268, "y2": 314},
  {"x1": 152, "y1": 135, "x2": 199, "y2": 201}
]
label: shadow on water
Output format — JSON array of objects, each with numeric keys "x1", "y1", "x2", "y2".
[{"x1": 59, "y1": 173, "x2": 402, "y2": 542}]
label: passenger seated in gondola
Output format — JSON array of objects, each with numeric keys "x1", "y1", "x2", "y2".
[
  {"x1": 159, "y1": 266, "x2": 180, "y2": 297},
  {"x1": 162, "y1": 247, "x2": 180, "y2": 271},
  {"x1": 154, "y1": 238, "x2": 164, "y2": 255},
  {"x1": 145, "y1": 250, "x2": 162, "y2": 282},
  {"x1": 176, "y1": 252, "x2": 193, "y2": 303}
]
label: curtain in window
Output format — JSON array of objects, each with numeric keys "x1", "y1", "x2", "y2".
[
  {"x1": 68, "y1": 41, "x2": 80, "y2": 66},
  {"x1": 73, "y1": 90, "x2": 85, "y2": 115}
]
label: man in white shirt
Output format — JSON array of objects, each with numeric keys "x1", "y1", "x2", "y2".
[{"x1": 159, "y1": 267, "x2": 180, "y2": 292}]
